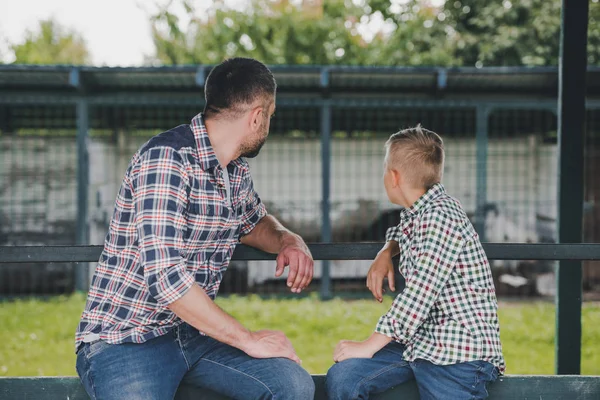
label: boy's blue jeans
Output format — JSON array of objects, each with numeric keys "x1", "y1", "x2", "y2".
[
  {"x1": 76, "y1": 322, "x2": 314, "y2": 400},
  {"x1": 326, "y1": 341, "x2": 499, "y2": 400}
]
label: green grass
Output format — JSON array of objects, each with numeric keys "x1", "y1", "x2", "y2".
[{"x1": 1, "y1": 294, "x2": 599, "y2": 376}]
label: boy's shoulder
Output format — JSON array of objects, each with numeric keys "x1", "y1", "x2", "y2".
[{"x1": 422, "y1": 193, "x2": 471, "y2": 232}]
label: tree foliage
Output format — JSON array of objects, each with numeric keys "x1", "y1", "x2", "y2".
[
  {"x1": 150, "y1": 0, "x2": 600, "y2": 67},
  {"x1": 11, "y1": 19, "x2": 90, "y2": 65}
]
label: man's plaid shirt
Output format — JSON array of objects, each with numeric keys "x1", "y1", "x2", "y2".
[
  {"x1": 376, "y1": 183, "x2": 505, "y2": 374},
  {"x1": 75, "y1": 113, "x2": 266, "y2": 351}
]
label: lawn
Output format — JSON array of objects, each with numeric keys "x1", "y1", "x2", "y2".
[{"x1": 1, "y1": 294, "x2": 599, "y2": 376}]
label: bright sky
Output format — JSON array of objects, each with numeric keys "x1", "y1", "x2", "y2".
[
  {"x1": 0, "y1": 0, "x2": 234, "y2": 66},
  {"x1": 0, "y1": 0, "x2": 444, "y2": 66}
]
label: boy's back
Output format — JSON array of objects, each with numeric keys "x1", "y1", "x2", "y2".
[
  {"x1": 377, "y1": 183, "x2": 505, "y2": 373},
  {"x1": 326, "y1": 125, "x2": 504, "y2": 400}
]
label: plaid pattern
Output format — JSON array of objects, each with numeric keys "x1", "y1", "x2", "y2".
[
  {"x1": 75, "y1": 113, "x2": 266, "y2": 351},
  {"x1": 376, "y1": 183, "x2": 505, "y2": 374}
]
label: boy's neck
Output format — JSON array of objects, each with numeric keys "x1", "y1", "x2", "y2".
[{"x1": 401, "y1": 185, "x2": 428, "y2": 209}]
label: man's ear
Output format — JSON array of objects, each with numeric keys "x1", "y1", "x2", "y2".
[{"x1": 248, "y1": 105, "x2": 263, "y2": 133}]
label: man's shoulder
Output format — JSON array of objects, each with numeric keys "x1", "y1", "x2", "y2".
[{"x1": 138, "y1": 124, "x2": 195, "y2": 158}]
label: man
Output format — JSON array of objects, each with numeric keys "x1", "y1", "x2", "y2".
[{"x1": 75, "y1": 58, "x2": 316, "y2": 400}]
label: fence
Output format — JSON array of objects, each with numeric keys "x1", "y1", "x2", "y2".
[{"x1": 1, "y1": 66, "x2": 599, "y2": 297}]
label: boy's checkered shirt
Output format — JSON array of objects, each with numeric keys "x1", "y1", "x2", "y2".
[{"x1": 376, "y1": 183, "x2": 506, "y2": 374}]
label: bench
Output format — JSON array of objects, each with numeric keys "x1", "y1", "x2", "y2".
[{"x1": 2, "y1": 375, "x2": 600, "y2": 399}]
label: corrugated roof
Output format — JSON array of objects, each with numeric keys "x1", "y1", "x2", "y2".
[
  {"x1": 0, "y1": 65, "x2": 598, "y2": 96},
  {"x1": 0, "y1": 65, "x2": 598, "y2": 132}
]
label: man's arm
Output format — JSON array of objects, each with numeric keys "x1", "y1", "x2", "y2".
[
  {"x1": 241, "y1": 215, "x2": 314, "y2": 294},
  {"x1": 132, "y1": 147, "x2": 299, "y2": 363},
  {"x1": 168, "y1": 284, "x2": 300, "y2": 363}
]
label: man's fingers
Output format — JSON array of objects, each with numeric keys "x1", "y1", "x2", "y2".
[
  {"x1": 286, "y1": 254, "x2": 300, "y2": 291},
  {"x1": 288, "y1": 351, "x2": 301, "y2": 365},
  {"x1": 275, "y1": 253, "x2": 286, "y2": 277},
  {"x1": 298, "y1": 257, "x2": 313, "y2": 291},
  {"x1": 388, "y1": 269, "x2": 396, "y2": 292},
  {"x1": 291, "y1": 255, "x2": 307, "y2": 292}
]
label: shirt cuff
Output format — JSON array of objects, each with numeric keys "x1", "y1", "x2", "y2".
[
  {"x1": 146, "y1": 262, "x2": 196, "y2": 307},
  {"x1": 385, "y1": 226, "x2": 400, "y2": 242},
  {"x1": 240, "y1": 202, "x2": 267, "y2": 236},
  {"x1": 376, "y1": 313, "x2": 410, "y2": 343}
]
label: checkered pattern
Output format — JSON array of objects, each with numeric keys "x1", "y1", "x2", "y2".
[
  {"x1": 376, "y1": 183, "x2": 505, "y2": 374},
  {"x1": 75, "y1": 113, "x2": 266, "y2": 351}
]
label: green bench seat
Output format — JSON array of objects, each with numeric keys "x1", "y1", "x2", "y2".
[{"x1": 2, "y1": 375, "x2": 600, "y2": 399}]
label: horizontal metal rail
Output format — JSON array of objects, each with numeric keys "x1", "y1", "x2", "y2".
[{"x1": 1, "y1": 243, "x2": 600, "y2": 264}]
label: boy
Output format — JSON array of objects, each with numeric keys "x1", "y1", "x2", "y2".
[{"x1": 326, "y1": 126, "x2": 505, "y2": 400}]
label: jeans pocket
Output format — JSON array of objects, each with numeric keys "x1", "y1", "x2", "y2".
[{"x1": 88, "y1": 339, "x2": 111, "y2": 358}]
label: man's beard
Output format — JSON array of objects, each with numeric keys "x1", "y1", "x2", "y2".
[
  {"x1": 240, "y1": 120, "x2": 268, "y2": 158},
  {"x1": 240, "y1": 136, "x2": 266, "y2": 158}
]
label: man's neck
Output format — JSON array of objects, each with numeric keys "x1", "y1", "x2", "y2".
[{"x1": 205, "y1": 118, "x2": 243, "y2": 167}]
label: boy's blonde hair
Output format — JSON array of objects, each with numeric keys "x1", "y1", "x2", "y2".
[{"x1": 385, "y1": 124, "x2": 444, "y2": 189}]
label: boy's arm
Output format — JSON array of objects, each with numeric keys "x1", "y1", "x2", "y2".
[
  {"x1": 333, "y1": 332, "x2": 392, "y2": 363},
  {"x1": 367, "y1": 240, "x2": 400, "y2": 302},
  {"x1": 375, "y1": 210, "x2": 464, "y2": 343}
]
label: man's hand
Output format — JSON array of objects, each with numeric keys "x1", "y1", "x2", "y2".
[
  {"x1": 242, "y1": 330, "x2": 302, "y2": 364},
  {"x1": 275, "y1": 234, "x2": 314, "y2": 293},
  {"x1": 333, "y1": 333, "x2": 391, "y2": 363},
  {"x1": 366, "y1": 250, "x2": 396, "y2": 302}
]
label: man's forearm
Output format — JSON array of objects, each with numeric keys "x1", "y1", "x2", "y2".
[
  {"x1": 168, "y1": 284, "x2": 252, "y2": 352},
  {"x1": 240, "y1": 215, "x2": 302, "y2": 253}
]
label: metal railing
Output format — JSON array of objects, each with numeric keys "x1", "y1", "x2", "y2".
[{"x1": 1, "y1": 242, "x2": 600, "y2": 376}]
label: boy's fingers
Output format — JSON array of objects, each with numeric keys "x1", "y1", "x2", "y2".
[
  {"x1": 375, "y1": 276, "x2": 383, "y2": 301},
  {"x1": 388, "y1": 269, "x2": 396, "y2": 292}
]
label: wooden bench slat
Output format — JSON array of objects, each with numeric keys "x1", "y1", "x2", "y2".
[{"x1": 2, "y1": 375, "x2": 600, "y2": 400}]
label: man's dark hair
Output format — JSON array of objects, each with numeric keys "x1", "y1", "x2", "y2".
[{"x1": 203, "y1": 57, "x2": 276, "y2": 119}]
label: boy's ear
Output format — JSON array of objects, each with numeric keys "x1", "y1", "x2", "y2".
[{"x1": 390, "y1": 168, "x2": 401, "y2": 188}]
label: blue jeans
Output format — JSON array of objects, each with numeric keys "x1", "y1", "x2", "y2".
[
  {"x1": 326, "y1": 342, "x2": 498, "y2": 400},
  {"x1": 76, "y1": 323, "x2": 315, "y2": 400}
]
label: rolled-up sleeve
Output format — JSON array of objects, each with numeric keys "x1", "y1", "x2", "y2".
[
  {"x1": 376, "y1": 210, "x2": 464, "y2": 342},
  {"x1": 131, "y1": 147, "x2": 195, "y2": 307},
  {"x1": 239, "y1": 178, "x2": 267, "y2": 237}
]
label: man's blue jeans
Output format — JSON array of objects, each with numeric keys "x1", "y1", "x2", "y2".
[
  {"x1": 76, "y1": 323, "x2": 315, "y2": 400},
  {"x1": 326, "y1": 341, "x2": 499, "y2": 400}
]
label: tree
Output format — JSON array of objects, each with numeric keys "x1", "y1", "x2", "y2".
[
  {"x1": 11, "y1": 19, "x2": 90, "y2": 65},
  {"x1": 151, "y1": 0, "x2": 378, "y2": 65},
  {"x1": 442, "y1": 0, "x2": 600, "y2": 67},
  {"x1": 150, "y1": 0, "x2": 451, "y2": 66},
  {"x1": 149, "y1": 0, "x2": 600, "y2": 67}
]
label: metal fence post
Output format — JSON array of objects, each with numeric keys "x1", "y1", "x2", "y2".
[
  {"x1": 475, "y1": 106, "x2": 489, "y2": 240},
  {"x1": 320, "y1": 68, "x2": 332, "y2": 300},
  {"x1": 555, "y1": 0, "x2": 588, "y2": 375},
  {"x1": 76, "y1": 97, "x2": 90, "y2": 292}
]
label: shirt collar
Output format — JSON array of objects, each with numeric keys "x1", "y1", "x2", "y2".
[
  {"x1": 190, "y1": 113, "x2": 220, "y2": 171},
  {"x1": 403, "y1": 182, "x2": 446, "y2": 218}
]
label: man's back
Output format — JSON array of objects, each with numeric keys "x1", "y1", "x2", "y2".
[{"x1": 76, "y1": 118, "x2": 265, "y2": 350}]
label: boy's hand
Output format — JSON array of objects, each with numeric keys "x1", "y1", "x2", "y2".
[
  {"x1": 333, "y1": 333, "x2": 392, "y2": 363},
  {"x1": 366, "y1": 250, "x2": 395, "y2": 302}
]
